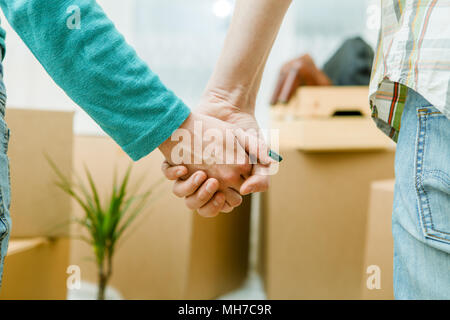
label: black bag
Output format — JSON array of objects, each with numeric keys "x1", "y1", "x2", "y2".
[{"x1": 322, "y1": 37, "x2": 374, "y2": 86}]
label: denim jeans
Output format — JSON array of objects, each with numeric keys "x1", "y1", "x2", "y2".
[
  {"x1": 0, "y1": 57, "x2": 10, "y2": 289},
  {"x1": 393, "y1": 88, "x2": 450, "y2": 299}
]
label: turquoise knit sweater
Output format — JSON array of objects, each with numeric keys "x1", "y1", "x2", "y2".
[{"x1": 0, "y1": 0, "x2": 190, "y2": 161}]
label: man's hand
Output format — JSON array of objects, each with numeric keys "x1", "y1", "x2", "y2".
[
  {"x1": 161, "y1": 91, "x2": 274, "y2": 216},
  {"x1": 160, "y1": 0, "x2": 291, "y2": 216},
  {"x1": 196, "y1": 89, "x2": 273, "y2": 195},
  {"x1": 159, "y1": 112, "x2": 253, "y2": 217}
]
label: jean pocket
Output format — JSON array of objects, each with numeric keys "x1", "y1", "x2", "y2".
[
  {"x1": 0, "y1": 191, "x2": 8, "y2": 241},
  {"x1": 0, "y1": 116, "x2": 9, "y2": 155},
  {"x1": 0, "y1": 115, "x2": 10, "y2": 241},
  {"x1": 415, "y1": 107, "x2": 450, "y2": 244}
]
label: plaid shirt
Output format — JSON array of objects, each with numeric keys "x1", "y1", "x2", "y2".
[{"x1": 369, "y1": 0, "x2": 450, "y2": 141}]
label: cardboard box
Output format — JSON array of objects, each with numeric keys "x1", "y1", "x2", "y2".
[
  {"x1": 361, "y1": 180, "x2": 395, "y2": 300},
  {"x1": 0, "y1": 238, "x2": 70, "y2": 300},
  {"x1": 271, "y1": 87, "x2": 395, "y2": 151},
  {"x1": 70, "y1": 136, "x2": 251, "y2": 299},
  {"x1": 260, "y1": 86, "x2": 396, "y2": 299},
  {"x1": 5, "y1": 109, "x2": 74, "y2": 238},
  {"x1": 287, "y1": 86, "x2": 372, "y2": 118}
]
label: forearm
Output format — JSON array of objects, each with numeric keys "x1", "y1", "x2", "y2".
[
  {"x1": 0, "y1": 0, "x2": 190, "y2": 161},
  {"x1": 205, "y1": 0, "x2": 291, "y2": 112}
]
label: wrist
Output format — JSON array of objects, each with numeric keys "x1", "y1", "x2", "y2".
[
  {"x1": 158, "y1": 113, "x2": 194, "y2": 162},
  {"x1": 201, "y1": 85, "x2": 256, "y2": 116}
]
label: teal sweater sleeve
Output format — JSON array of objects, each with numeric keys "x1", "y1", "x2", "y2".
[{"x1": 0, "y1": 0, "x2": 190, "y2": 161}]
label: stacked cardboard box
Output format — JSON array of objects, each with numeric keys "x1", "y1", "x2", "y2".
[
  {"x1": 261, "y1": 86, "x2": 396, "y2": 299},
  {"x1": 70, "y1": 136, "x2": 251, "y2": 299},
  {"x1": 0, "y1": 109, "x2": 73, "y2": 300}
]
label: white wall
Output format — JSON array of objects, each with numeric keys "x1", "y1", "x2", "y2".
[
  {"x1": 0, "y1": 0, "x2": 379, "y2": 136},
  {"x1": 0, "y1": 0, "x2": 137, "y2": 135}
]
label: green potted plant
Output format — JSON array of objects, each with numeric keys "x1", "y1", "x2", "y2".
[{"x1": 47, "y1": 158, "x2": 159, "y2": 300}]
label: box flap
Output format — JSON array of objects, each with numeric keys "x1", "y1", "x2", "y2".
[
  {"x1": 273, "y1": 86, "x2": 370, "y2": 118},
  {"x1": 272, "y1": 117, "x2": 396, "y2": 152}
]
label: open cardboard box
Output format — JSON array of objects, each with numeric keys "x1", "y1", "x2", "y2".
[
  {"x1": 260, "y1": 86, "x2": 396, "y2": 299},
  {"x1": 271, "y1": 86, "x2": 395, "y2": 151}
]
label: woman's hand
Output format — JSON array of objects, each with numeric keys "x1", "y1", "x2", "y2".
[{"x1": 161, "y1": 161, "x2": 242, "y2": 215}]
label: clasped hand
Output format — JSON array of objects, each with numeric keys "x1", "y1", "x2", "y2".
[{"x1": 159, "y1": 96, "x2": 273, "y2": 217}]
